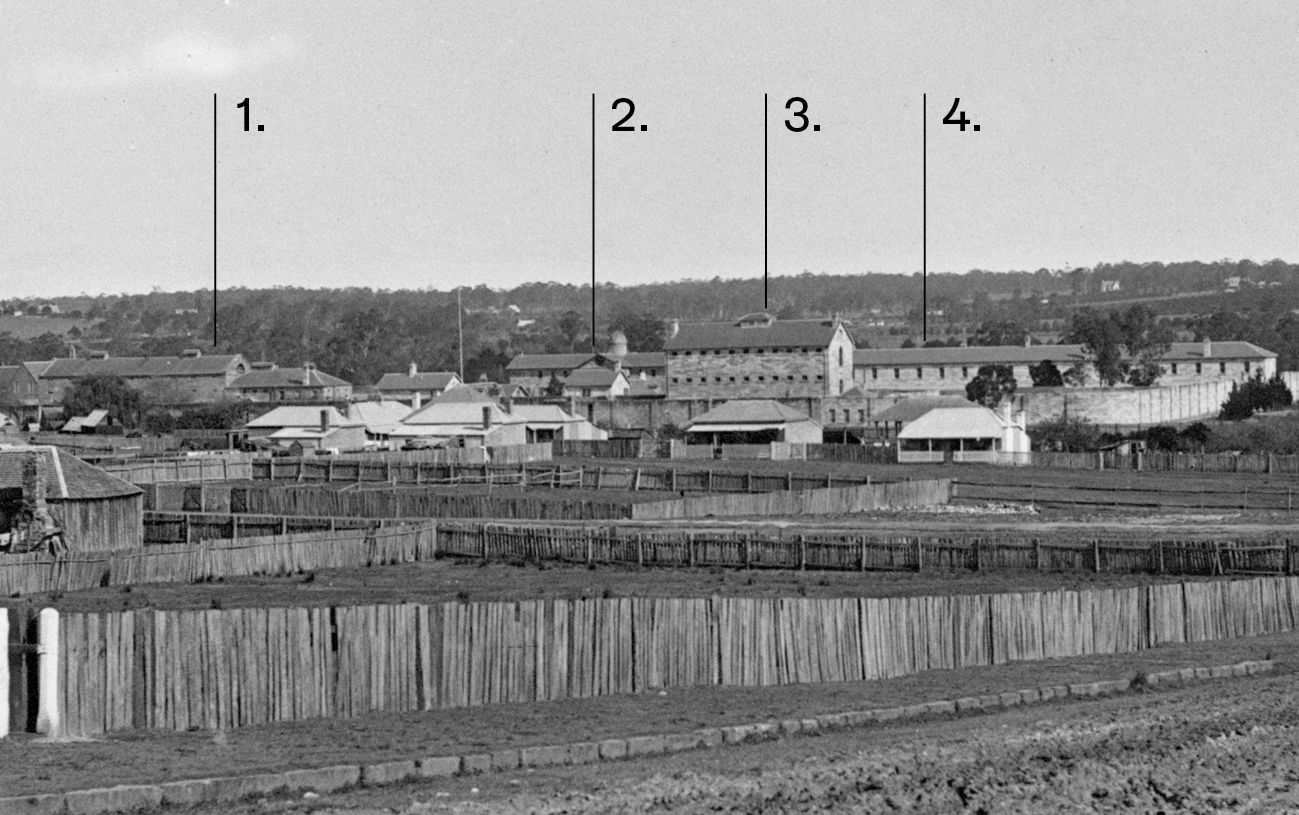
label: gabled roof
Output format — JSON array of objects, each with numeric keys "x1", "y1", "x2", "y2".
[
  {"x1": 854, "y1": 341, "x2": 1276, "y2": 368},
  {"x1": 509, "y1": 404, "x2": 584, "y2": 425},
  {"x1": 687, "y1": 399, "x2": 815, "y2": 427},
  {"x1": 664, "y1": 315, "x2": 848, "y2": 351},
  {"x1": 375, "y1": 371, "x2": 460, "y2": 391},
  {"x1": 563, "y1": 368, "x2": 627, "y2": 389},
  {"x1": 230, "y1": 367, "x2": 350, "y2": 389},
  {"x1": 870, "y1": 396, "x2": 973, "y2": 425},
  {"x1": 506, "y1": 353, "x2": 598, "y2": 372},
  {"x1": 0, "y1": 445, "x2": 141, "y2": 499},
  {"x1": 898, "y1": 406, "x2": 1013, "y2": 440},
  {"x1": 0, "y1": 365, "x2": 37, "y2": 391},
  {"x1": 34, "y1": 354, "x2": 246, "y2": 379},
  {"x1": 245, "y1": 406, "x2": 359, "y2": 429}
]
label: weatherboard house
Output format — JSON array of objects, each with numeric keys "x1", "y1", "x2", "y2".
[
  {"x1": 896, "y1": 405, "x2": 1030, "y2": 464},
  {"x1": 684, "y1": 400, "x2": 823, "y2": 445}
]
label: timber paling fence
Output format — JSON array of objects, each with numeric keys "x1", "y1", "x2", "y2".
[
  {"x1": 0, "y1": 524, "x2": 436, "y2": 597},
  {"x1": 50, "y1": 575, "x2": 1299, "y2": 735},
  {"x1": 247, "y1": 459, "x2": 876, "y2": 493},
  {"x1": 130, "y1": 513, "x2": 1299, "y2": 578},
  {"x1": 954, "y1": 479, "x2": 1299, "y2": 513},
  {"x1": 144, "y1": 478, "x2": 950, "y2": 521}
]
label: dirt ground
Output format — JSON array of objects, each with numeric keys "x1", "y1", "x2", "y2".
[
  {"x1": 0, "y1": 555, "x2": 1209, "y2": 614},
  {"x1": 3, "y1": 631, "x2": 1293, "y2": 800}
]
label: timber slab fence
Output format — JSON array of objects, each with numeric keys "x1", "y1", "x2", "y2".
[
  {"x1": 0, "y1": 524, "x2": 436, "y2": 597},
  {"x1": 46, "y1": 575, "x2": 1299, "y2": 735}
]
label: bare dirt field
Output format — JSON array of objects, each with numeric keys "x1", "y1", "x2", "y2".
[{"x1": 3, "y1": 631, "x2": 1292, "y2": 801}]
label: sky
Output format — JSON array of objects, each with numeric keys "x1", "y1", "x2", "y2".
[{"x1": 4, "y1": 1, "x2": 1298, "y2": 301}]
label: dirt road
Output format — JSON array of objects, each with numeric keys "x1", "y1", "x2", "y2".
[{"x1": 254, "y1": 670, "x2": 1299, "y2": 814}]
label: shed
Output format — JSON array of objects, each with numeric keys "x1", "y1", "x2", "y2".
[
  {"x1": 685, "y1": 400, "x2": 823, "y2": 445},
  {"x1": 0, "y1": 445, "x2": 143, "y2": 552}
]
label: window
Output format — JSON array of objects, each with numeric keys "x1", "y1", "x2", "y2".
[
  {"x1": 728, "y1": 349, "x2": 736, "y2": 355},
  {"x1": 838, "y1": 347, "x2": 844, "y2": 366},
  {"x1": 1220, "y1": 362, "x2": 1227, "y2": 374},
  {"x1": 755, "y1": 348, "x2": 764, "y2": 355},
  {"x1": 672, "y1": 377, "x2": 680, "y2": 384},
  {"x1": 816, "y1": 374, "x2": 824, "y2": 381},
  {"x1": 758, "y1": 375, "x2": 765, "y2": 381},
  {"x1": 916, "y1": 367, "x2": 923, "y2": 378},
  {"x1": 1195, "y1": 363, "x2": 1202, "y2": 374},
  {"x1": 858, "y1": 409, "x2": 866, "y2": 422},
  {"x1": 802, "y1": 375, "x2": 808, "y2": 380},
  {"x1": 714, "y1": 376, "x2": 722, "y2": 382},
  {"x1": 1245, "y1": 361, "x2": 1252, "y2": 373},
  {"x1": 828, "y1": 409, "x2": 836, "y2": 423},
  {"x1": 872, "y1": 367, "x2": 878, "y2": 379},
  {"x1": 743, "y1": 376, "x2": 751, "y2": 382},
  {"x1": 894, "y1": 368, "x2": 901, "y2": 379},
  {"x1": 962, "y1": 366, "x2": 969, "y2": 378},
  {"x1": 729, "y1": 376, "x2": 736, "y2": 382},
  {"x1": 1171, "y1": 363, "x2": 1178, "y2": 375},
  {"x1": 670, "y1": 351, "x2": 678, "y2": 357},
  {"x1": 685, "y1": 377, "x2": 693, "y2": 383},
  {"x1": 838, "y1": 379, "x2": 844, "y2": 394},
  {"x1": 939, "y1": 367, "x2": 946, "y2": 379}
]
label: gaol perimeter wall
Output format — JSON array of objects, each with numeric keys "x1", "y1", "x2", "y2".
[{"x1": 45, "y1": 575, "x2": 1299, "y2": 735}]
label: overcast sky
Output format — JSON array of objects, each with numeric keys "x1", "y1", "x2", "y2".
[{"x1": 4, "y1": 2, "x2": 1298, "y2": 300}]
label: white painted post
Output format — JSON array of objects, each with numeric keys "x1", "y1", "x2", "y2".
[
  {"x1": 0, "y1": 609, "x2": 8, "y2": 739},
  {"x1": 36, "y1": 608, "x2": 60, "y2": 737}
]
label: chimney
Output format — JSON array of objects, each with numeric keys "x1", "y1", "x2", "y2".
[
  {"x1": 481, "y1": 405, "x2": 493, "y2": 431},
  {"x1": 408, "y1": 362, "x2": 417, "y2": 377},
  {"x1": 639, "y1": 371, "x2": 647, "y2": 381},
  {"x1": 302, "y1": 364, "x2": 313, "y2": 387},
  {"x1": 22, "y1": 451, "x2": 48, "y2": 519},
  {"x1": 1202, "y1": 337, "x2": 1212, "y2": 358},
  {"x1": 319, "y1": 409, "x2": 329, "y2": 434},
  {"x1": 670, "y1": 319, "x2": 680, "y2": 338},
  {"x1": 1024, "y1": 333, "x2": 1032, "y2": 348},
  {"x1": 412, "y1": 391, "x2": 422, "y2": 410}
]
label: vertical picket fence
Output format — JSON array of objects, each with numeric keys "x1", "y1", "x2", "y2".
[{"x1": 55, "y1": 575, "x2": 1299, "y2": 736}]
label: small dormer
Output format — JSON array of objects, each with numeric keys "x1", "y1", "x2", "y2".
[
  {"x1": 179, "y1": 348, "x2": 202, "y2": 358},
  {"x1": 251, "y1": 361, "x2": 276, "y2": 371},
  {"x1": 735, "y1": 312, "x2": 776, "y2": 328}
]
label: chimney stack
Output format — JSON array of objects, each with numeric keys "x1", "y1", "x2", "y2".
[
  {"x1": 319, "y1": 409, "x2": 329, "y2": 434},
  {"x1": 412, "y1": 391, "x2": 422, "y2": 410},
  {"x1": 481, "y1": 405, "x2": 493, "y2": 431},
  {"x1": 408, "y1": 362, "x2": 417, "y2": 377},
  {"x1": 302, "y1": 364, "x2": 313, "y2": 387},
  {"x1": 1202, "y1": 337, "x2": 1212, "y2": 358},
  {"x1": 1024, "y1": 333, "x2": 1032, "y2": 348}
]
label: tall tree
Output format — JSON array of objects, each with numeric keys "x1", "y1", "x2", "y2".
[
  {"x1": 61, "y1": 375, "x2": 143, "y2": 428},
  {"x1": 1064, "y1": 308, "x2": 1126, "y2": 386},
  {"x1": 1115, "y1": 305, "x2": 1173, "y2": 386},
  {"x1": 964, "y1": 364, "x2": 1017, "y2": 408},
  {"x1": 1028, "y1": 359, "x2": 1064, "y2": 387}
]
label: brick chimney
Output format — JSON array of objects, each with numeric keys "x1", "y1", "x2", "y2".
[
  {"x1": 1202, "y1": 337, "x2": 1212, "y2": 358},
  {"x1": 22, "y1": 451, "x2": 48, "y2": 519},
  {"x1": 301, "y1": 364, "x2": 313, "y2": 387},
  {"x1": 408, "y1": 361, "x2": 417, "y2": 377},
  {"x1": 481, "y1": 405, "x2": 493, "y2": 431},
  {"x1": 319, "y1": 409, "x2": 329, "y2": 434}
]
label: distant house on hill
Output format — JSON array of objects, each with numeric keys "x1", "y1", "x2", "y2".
[
  {"x1": 24, "y1": 350, "x2": 248, "y2": 414},
  {"x1": 374, "y1": 364, "x2": 461, "y2": 406},
  {"x1": 684, "y1": 400, "x2": 823, "y2": 446},
  {"x1": 228, "y1": 362, "x2": 352, "y2": 403},
  {"x1": 0, "y1": 445, "x2": 142, "y2": 552}
]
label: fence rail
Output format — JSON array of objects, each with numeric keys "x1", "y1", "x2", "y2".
[{"x1": 52, "y1": 575, "x2": 1299, "y2": 734}]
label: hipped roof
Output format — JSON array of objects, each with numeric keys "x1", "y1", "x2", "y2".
[
  {"x1": 0, "y1": 445, "x2": 141, "y2": 500},
  {"x1": 855, "y1": 341, "x2": 1275, "y2": 368},
  {"x1": 897, "y1": 407, "x2": 1015, "y2": 440},
  {"x1": 687, "y1": 399, "x2": 815, "y2": 428},
  {"x1": 35, "y1": 354, "x2": 245, "y2": 379},
  {"x1": 665, "y1": 315, "x2": 847, "y2": 351}
]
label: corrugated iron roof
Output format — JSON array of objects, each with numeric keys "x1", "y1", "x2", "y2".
[
  {"x1": 563, "y1": 368, "x2": 626, "y2": 388},
  {"x1": 375, "y1": 371, "x2": 460, "y2": 391},
  {"x1": 665, "y1": 316, "x2": 847, "y2": 351},
  {"x1": 869, "y1": 396, "x2": 974, "y2": 425},
  {"x1": 897, "y1": 407, "x2": 1012, "y2": 440},
  {"x1": 687, "y1": 399, "x2": 815, "y2": 427},
  {"x1": 245, "y1": 406, "x2": 359, "y2": 429}
]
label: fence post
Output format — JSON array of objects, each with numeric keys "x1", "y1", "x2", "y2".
[
  {"x1": 786, "y1": 471, "x2": 793, "y2": 492},
  {"x1": 688, "y1": 533, "x2": 696, "y2": 567},
  {"x1": 231, "y1": 515, "x2": 238, "y2": 544},
  {"x1": 798, "y1": 535, "x2": 806, "y2": 570},
  {"x1": 595, "y1": 467, "x2": 603, "y2": 490},
  {"x1": 1286, "y1": 539, "x2": 1293, "y2": 576},
  {"x1": 1157, "y1": 539, "x2": 1165, "y2": 574},
  {"x1": 633, "y1": 468, "x2": 642, "y2": 491},
  {"x1": 1034, "y1": 539, "x2": 1042, "y2": 571},
  {"x1": 585, "y1": 528, "x2": 594, "y2": 566},
  {"x1": 1093, "y1": 539, "x2": 1101, "y2": 572},
  {"x1": 915, "y1": 538, "x2": 923, "y2": 573},
  {"x1": 860, "y1": 537, "x2": 867, "y2": 571},
  {"x1": 744, "y1": 534, "x2": 752, "y2": 569},
  {"x1": 480, "y1": 524, "x2": 488, "y2": 560},
  {"x1": 670, "y1": 468, "x2": 677, "y2": 492},
  {"x1": 1213, "y1": 541, "x2": 1224, "y2": 575},
  {"x1": 637, "y1": 533, "x2": 644, "y2": 567},
  {"x1": 184, "y1": 515, "x2": 191, "y2": 545},
  {"x1": 281, "y1": 517, "x2": 288, "y2": 536}
]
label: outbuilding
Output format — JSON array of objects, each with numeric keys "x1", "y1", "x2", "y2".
[
  {"x1": 896, "y1": 405, "x2": 1030, "y2": 464},
  {"x1": 0, "y1": 445, "x2": 143, "y2": 552},
  {"x1": 685, "y1": 400, "x2": 823, "y2": 446}
]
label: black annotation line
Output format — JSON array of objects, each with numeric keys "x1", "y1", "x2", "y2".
[
  {"x1": 212, "y1": 93, "x2": 218, "y2": 346},
  {"x1": 764, "y1": 93, "x2": 769, "y2": 310},
  {"x1": 591, "y1": 93, "x2": 596, "y2": 351}
]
